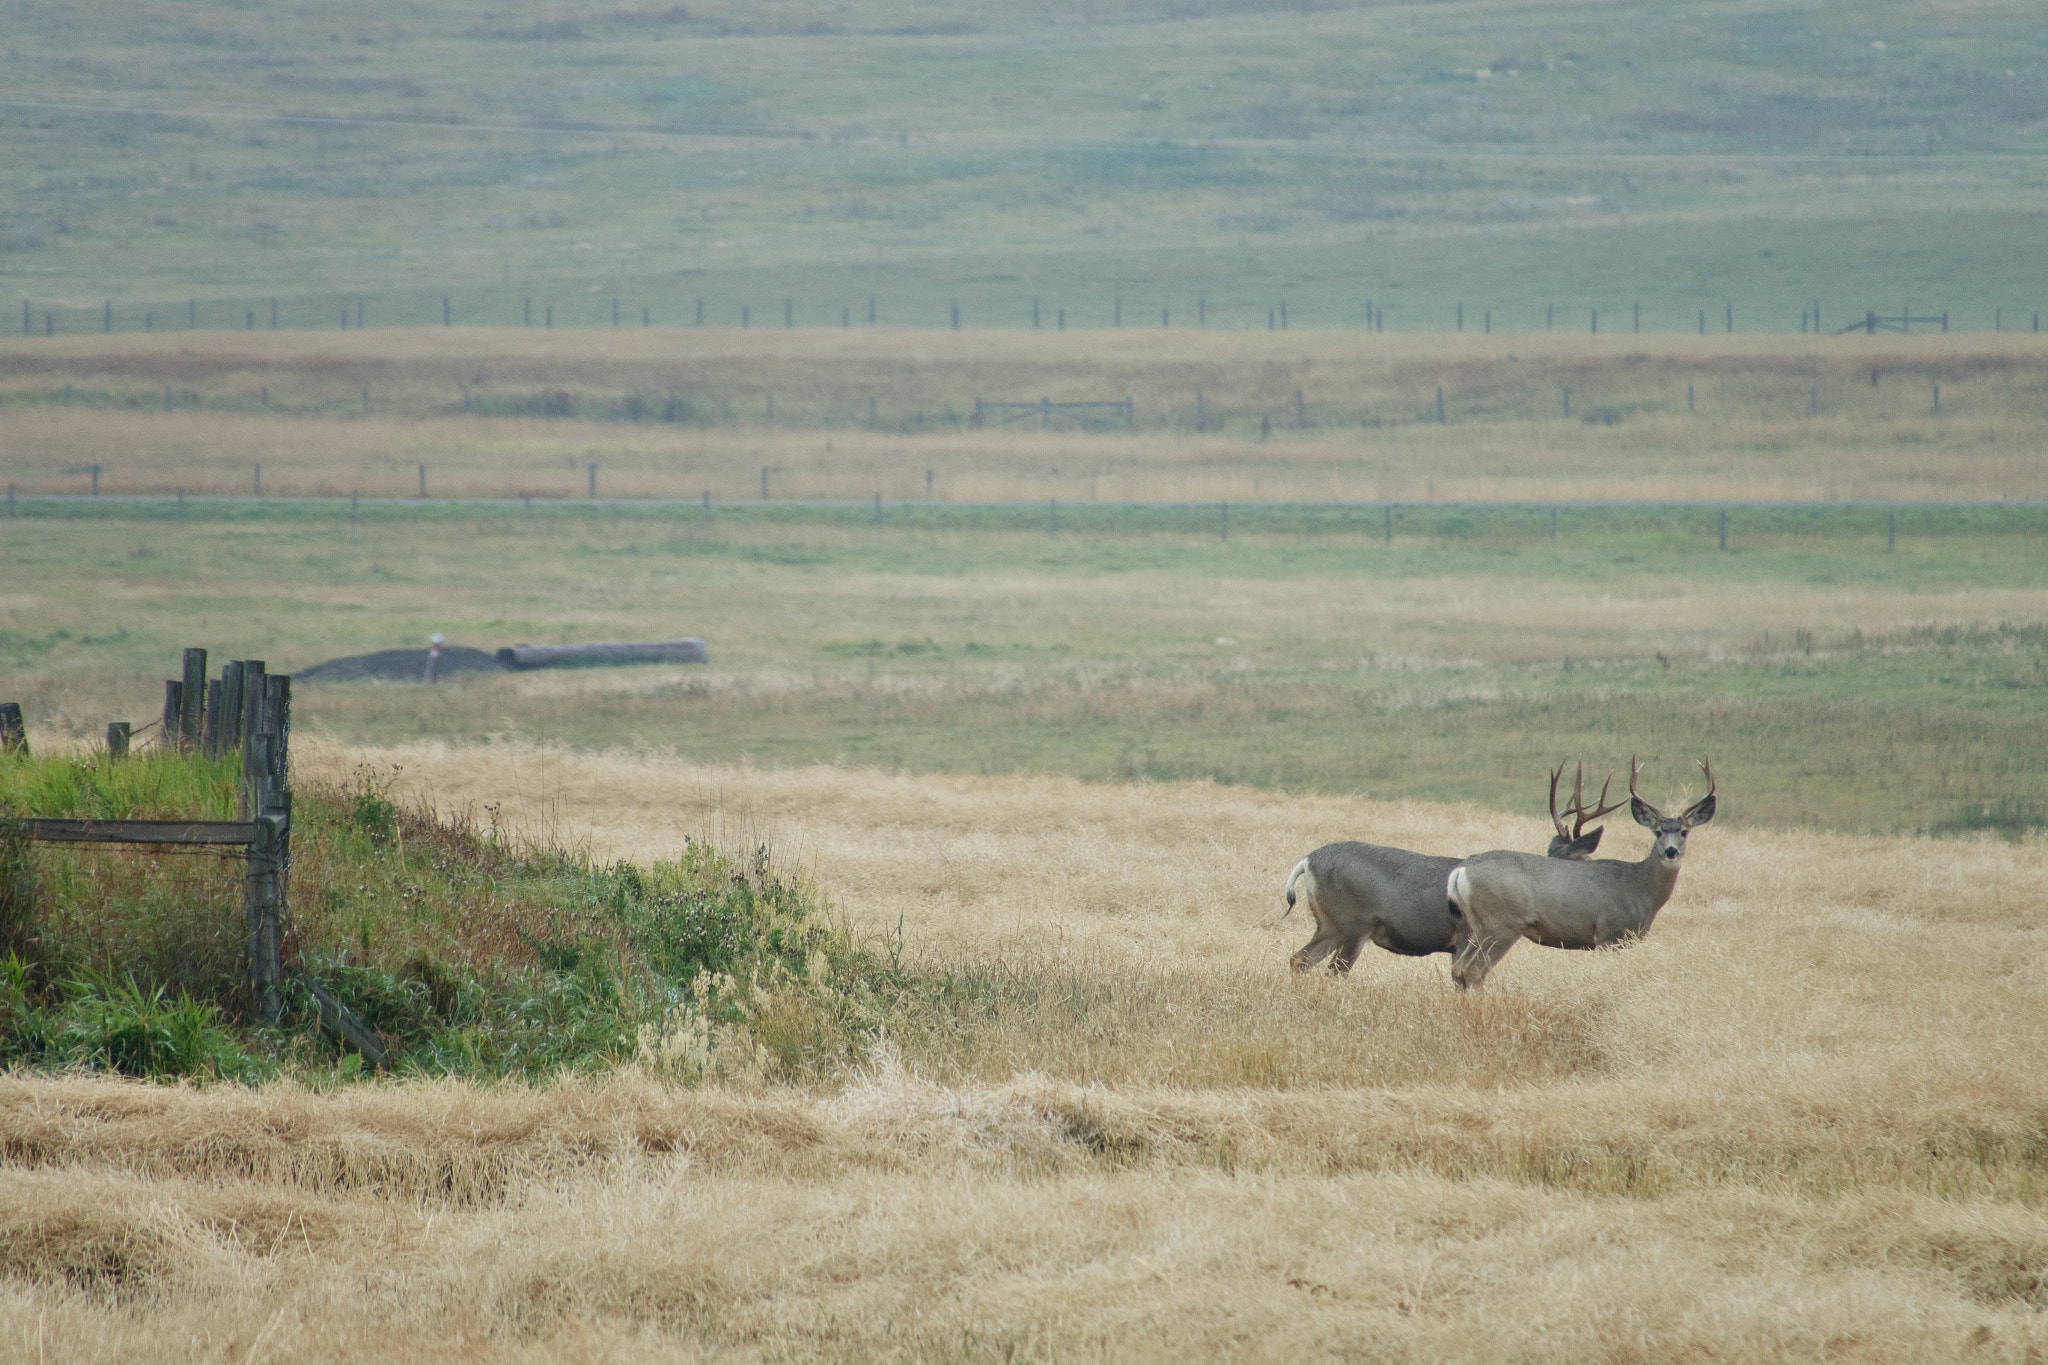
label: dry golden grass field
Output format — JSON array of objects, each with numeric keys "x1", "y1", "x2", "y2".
[
  {"x1": 2, "y1": 741, "x2": 2044, "y2": 1362},
  {"x1": 5, "y1": 329, "x2": 2048, "y2": 503}
]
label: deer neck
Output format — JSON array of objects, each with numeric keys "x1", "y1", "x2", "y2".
[{"x1": 1634, "y1": 848, "x2": 1683, "y2": 909}]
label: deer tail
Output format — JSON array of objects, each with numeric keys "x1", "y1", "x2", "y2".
[
  {"x1": 1281, "y1": 858, "x2": 1311, "y2": 922},
  {"x1": 1446, "y1": 864, "x2": 1472, "y2": 922}
]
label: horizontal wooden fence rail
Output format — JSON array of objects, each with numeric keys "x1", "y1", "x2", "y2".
[{"x1": 11, "y1": 818, "x2": 265, "y2": 845}]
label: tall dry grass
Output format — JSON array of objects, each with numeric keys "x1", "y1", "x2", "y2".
[
  {"x1": 4, "y1": 743, "x2": 2041, "y2": 1361},
  {"x1": 4, "y1": 329, "x2": 2047, "y2": 501}
]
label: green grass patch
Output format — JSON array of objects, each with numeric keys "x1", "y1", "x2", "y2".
[{"x1": 0, "y1": 752, "x2": 900, "y2": 1084}]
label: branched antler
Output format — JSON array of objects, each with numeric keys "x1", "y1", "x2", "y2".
[{"x1": 1551, "y1": 760, "x2": 1624, "y2": 842}]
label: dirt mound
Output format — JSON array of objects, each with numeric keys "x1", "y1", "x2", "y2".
[{"x1": 293, "y1": 647, "x2": 506, "y2": 683}]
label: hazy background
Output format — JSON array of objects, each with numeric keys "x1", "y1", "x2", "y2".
[{"x1": 6, "y1": 0, "x2": 2047, "y2": 331}]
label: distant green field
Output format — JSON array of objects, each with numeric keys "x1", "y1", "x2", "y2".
[
  {"x1": 5, "y1": 0, "x2": 2047, "y2": 331},
  {"x1": 4, "y1": 502, "x2": 2043, "y2": 837}
]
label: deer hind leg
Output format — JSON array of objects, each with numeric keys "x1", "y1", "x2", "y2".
[
  {"x1": 1446, "y1": 865, "x2": 1519, "y2": 990},
  {"x1": 1449, "y1": 927, "x2": 1518, "y2": 990},
  {"x1": 1291, "y1": 926, "x2": 1347, "y2": 973}
]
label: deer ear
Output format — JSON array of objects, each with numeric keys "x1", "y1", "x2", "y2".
[
  {"x1": 1557, "y1": 827, "x2": 1602, "y2": 858},
  {"x1": 1630, "y1": 796, "x2": 1661, "y2": 829},
  {"x1": 1681, "y1": 793, "x2": 1715, "y2": 828}
]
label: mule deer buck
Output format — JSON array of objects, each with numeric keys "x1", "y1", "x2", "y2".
[
  {"x1": 1284, "y1": 762, "x2": 1624, "y2": 973},
  {"x1": 1446, "y1": 758, "x2": 1715, "y2": 989}
]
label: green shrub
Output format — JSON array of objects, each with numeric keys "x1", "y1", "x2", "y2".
[{"x1": 0, "y1": 749, "x2": 893, "y2": 1085}]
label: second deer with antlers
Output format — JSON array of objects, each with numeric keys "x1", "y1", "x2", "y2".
[{"x1": 1445, "y1": 758, "x2": 1716, "y2": 989}]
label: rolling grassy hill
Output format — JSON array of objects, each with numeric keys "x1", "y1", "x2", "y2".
[{"x1": 4, "y1": 0, "x2": 2047, "y2": 330}]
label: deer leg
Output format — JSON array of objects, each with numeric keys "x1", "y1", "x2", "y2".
[
  {"x1": 1290, "y1": 929, "x2": 1346, "y2": 973},
  {"x1": 1450, "y1": 927, "x2": 1518, "y2": 990},
  {"x1": 1330, "y1": 935, "x2": 1366, "y2": 974}
]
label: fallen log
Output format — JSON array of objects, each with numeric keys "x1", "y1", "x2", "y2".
[{"x1": 494, "y1": 638, "x2": 709, "y2": 670}]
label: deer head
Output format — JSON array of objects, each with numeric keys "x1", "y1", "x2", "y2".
[
  {"x1": 1547, "y1": 760, "x2": 1624, "y2": 859},
  {"x1": 1629, "y1": 756, "x2": 1716, "y2": 864}
]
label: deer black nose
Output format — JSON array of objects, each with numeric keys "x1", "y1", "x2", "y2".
[{"x1": 1663, "y1": 845, "x2": 1680, "y2": 859}]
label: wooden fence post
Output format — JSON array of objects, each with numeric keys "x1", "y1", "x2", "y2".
[
  {"x1": 237, "y1": 663, "x2": 266, "y2": 802},
  {"x1": 202, "y1": 680, "x2": 222, "y2": 758},
  {"x1": 180, "y1": 647, "x2": 208, "y2": 749},
  {"x1": 162, "y1": 681, "x2": 183, "y2": 750},
  {"x1": 220, "y1": 661, "x2": 245, "y2": 757},
  {"x1": 0, "y1": 703, "x2": 25, "y2": 756},
  {"x1": 106, "y1": 722, "x2": 130, "y2": 762}
]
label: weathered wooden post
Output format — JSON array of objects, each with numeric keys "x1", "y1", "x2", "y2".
[
  {"x1": 238, "y1": 662, "x2": 266, "y2": 773},
  {"x1": 161, "y1": 681, "x2": 181, "y2": 749},
  {"x1": 0, "y1": 703, "x2": 26, "y2": 756},
  {"x1": 180, "y1": 647, "x2": 207, "y2": 750},
  {"x1": 105, "y1": 722, "x2": 130, "y2": 762},
  {"x1": 243, "y1": 692, "x2": 287, "y2": 1025},
  {"x1": 201, "y1": 680, "x2": 222, "y2": 757},
  {"x1": 219, "y1": 661, "x2": 245, "y2": 757}
]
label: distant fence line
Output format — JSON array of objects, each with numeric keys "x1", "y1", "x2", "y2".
[
  {"x1": 0, "y1": 370, "x2": 1987, "y2": 430},
  {"x1": 13, "y1": 292, "x2": 2048, "y2": 339},
  {"x1": 4, "y1": 490, "x2": 2042, "y2": 557}
]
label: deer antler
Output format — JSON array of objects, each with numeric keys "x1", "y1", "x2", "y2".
[
  {"x1": 1570, "y1": 763, "x2": 1625, "y2": 834},
  {"x1": 1548, "y1": 761, "x2": 1574, "y2": 842},
  {"x1": 1552, "y1": 760, "x2": 1625, "y2": 841},
  {"x1": 1698, "y1": 755, "x2": 1715, "y2": 800}
]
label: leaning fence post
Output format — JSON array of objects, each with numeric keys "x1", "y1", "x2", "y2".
[{"x1": 0, "y1": 703, "x2": 26, "y2": 756}]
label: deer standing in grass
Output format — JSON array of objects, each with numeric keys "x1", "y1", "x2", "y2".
[
  {"x1": 1445, "y1": 758, "x2": 1715, "y2": 990},
  {"x1": 1284, "y1": 763, "x2": 1623, "y2": 973}
]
